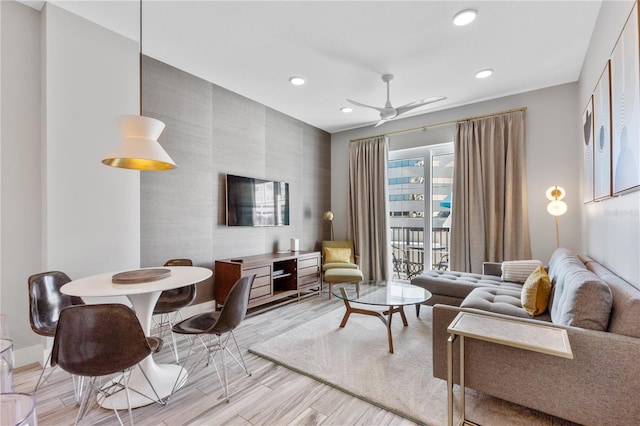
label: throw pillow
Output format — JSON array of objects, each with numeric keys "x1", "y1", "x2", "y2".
[
  {"x1": 521, "y1": 266, "x2": 552, "y2": 316},
  {"x1": 324, "y1": 247, "x2": 352, "y2": 264},
  {"x1": 502, "y1": 259, "x2": 544, "y2": 283}
]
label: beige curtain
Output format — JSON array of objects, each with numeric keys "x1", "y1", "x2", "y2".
[
  {"x1": 348, "y1": 136, "x2": 390, "y2": 280},
  {"x1": 450, "y1": 110, "x2": 531, "y2": 273}
]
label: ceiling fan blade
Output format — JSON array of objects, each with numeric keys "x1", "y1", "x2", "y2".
[
  {"x1": 374, "y1": 119, "x2": 388, "y2": 128},
  {"x1": 347, "y1": 99, "x2": 386, "y2": 113},
  {"x1": 395, "y1": 96, "x2": 446, "y2": 116}
]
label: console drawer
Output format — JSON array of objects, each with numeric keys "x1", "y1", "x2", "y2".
[
  {"x1": 243, "y1": 265, "x2": 271, "y2": 278},
  {"x1": 249, "y1": 283, "x2": 271, "y2": 300},
  {"x1": 298, "y1": 257, "x2": 319, "y2": 270},
  {"x1": 299, "y1": 272, "x2": 320, "y2": 286}
]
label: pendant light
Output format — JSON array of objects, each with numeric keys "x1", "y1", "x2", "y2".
[{"x1": 102, "y1": 0, "x2": 176, "y2": 170}]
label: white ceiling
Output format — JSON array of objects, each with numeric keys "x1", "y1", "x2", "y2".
[{"x1": 30, "y1": 1, "x2": 602, "y2": 133}]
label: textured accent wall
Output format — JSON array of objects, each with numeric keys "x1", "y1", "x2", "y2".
[{"x1": 140, "y1": 57, "x2": 331, "y2": 304}]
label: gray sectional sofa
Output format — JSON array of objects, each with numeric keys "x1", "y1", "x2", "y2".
[{"x1": 411, "y1": 248, "x2": 640, "y2": 426}]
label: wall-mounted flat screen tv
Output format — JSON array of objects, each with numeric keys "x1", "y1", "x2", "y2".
[{"x1": 226, "y1": 174, "x2": 290, "y2": 226}]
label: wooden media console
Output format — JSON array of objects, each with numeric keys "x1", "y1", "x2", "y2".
[{"x1": 214, "y1": 251, "x2": 321, "y2": 314}]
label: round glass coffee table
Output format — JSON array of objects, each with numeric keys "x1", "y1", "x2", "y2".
[{"x1": 331, "y1": 280, "x2": 432, "y2": 353}]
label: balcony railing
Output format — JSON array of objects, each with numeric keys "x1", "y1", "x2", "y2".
[{"x1": 391, "y1": 226, "x2": 450, "y2": 281}]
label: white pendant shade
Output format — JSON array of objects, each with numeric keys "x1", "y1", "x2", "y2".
[{"x1": 102, "y1": 115, "x2": 176, "y2": 170}]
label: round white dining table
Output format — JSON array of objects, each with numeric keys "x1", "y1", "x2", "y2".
[{"x1": 61, "y1": 266, "x2": 212, "y2": 409}]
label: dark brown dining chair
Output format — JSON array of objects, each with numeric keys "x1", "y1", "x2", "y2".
[
  {"x1": 153, "y1": 259, "x2": 197, "y2": 362},
  {"x1": 172, "y1": 275, "x2": 254, "y2": 402},
  {"x1": 28, "y1": 271, "x2": 85, "y2": 395},
  {"x1": 52, "y1": 304, "x2": 164, "y2": 425}
]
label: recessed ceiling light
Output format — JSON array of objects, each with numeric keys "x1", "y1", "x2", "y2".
[
  {"x1": 340, "y1": 107, "x2": 353, "y2": 113},
  {"x1": 453, "y1": 9, "x2": 477, "y2": 26},
  {"x1": 475, "y1": 69, "x2": 493, "y2": 79},
  {"x1": 289, "y1": 76, "x2": 305, "y2": 86}
]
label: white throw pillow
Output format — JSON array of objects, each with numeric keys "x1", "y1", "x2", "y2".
[{"x1": 501, "y1": 260, "x2": 544, "y2": 283}]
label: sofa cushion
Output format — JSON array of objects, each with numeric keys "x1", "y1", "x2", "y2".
[
  {"x1": 583, "y1": 257, "x2": 640, "y2": 338},
  {"x1": 411, "y1": 270, "x2": 518, "y2": 301},
  {"x1": 521, "y1": 266, "x2": 552, "y2": 316},
  {"x1": 461, "y1": 287, "x2": 551, "y2": 321},
  {"x1": 501, "y1": 259, "x2": 543, "y2": 283},
  {"x1": 323, "y1": 268, "x2": 363, "y2": 283},
  {"x1": 547, "y1": 247, "x2": 576, "y2": 284},
  {"x1": 549, "y1": 265, "x2": 612, "y2": 331},
  {"x1": 323, "y1": 262, "x2": 358, "y2": 272}
]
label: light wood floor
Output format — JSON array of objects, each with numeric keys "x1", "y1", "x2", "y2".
[{"x1": 13, "y1": 293, "x2": 419, "y2": 426}]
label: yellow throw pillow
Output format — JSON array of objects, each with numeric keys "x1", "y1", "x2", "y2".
[
  {"x1": 324, "y1": 247, "x2": 352, "y2": 264},
  {"x1": 521, "y1": 266, "x2": 552, "y2": 316}
]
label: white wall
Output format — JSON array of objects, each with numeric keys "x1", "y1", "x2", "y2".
[
  {"x1": 1, "y1": 0, "x2": 43, "y2": 364},
  {"x1": 0, "y1": 2, "x2": 141, "y2": 367},
  {"x1": 578, "y1": 0, "x2": 640, "y2": 286},
  {"x1": 43, "y1": 4, "x2": 140, "y2": 277},
  {"x1": 331, "y1": 83, "x2": 580, "y2": 265}
]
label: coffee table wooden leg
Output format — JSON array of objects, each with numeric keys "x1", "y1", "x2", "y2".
[
  {"x1": 386, "y1": 306, "x2": 394, "y2": 354},
  {"x1": 339, "y1": 288, "x2": 351, "y2": 327},
  {"x1": 399, "y1": 305, "x2": 408, "y2": 326}
]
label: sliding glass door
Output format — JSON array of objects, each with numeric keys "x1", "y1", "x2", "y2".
[{"x1": 388, "y1": 143, "x2": 454, "y2": 280}]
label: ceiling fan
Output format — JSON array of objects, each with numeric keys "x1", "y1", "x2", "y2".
[{"x1": 347, "y1": 74, "x2": 446, "y2": 127}]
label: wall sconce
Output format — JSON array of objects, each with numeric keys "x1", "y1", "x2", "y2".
[
  {"x1": 102, "y1": 0, "x2": 176, "y2": 171},
  {"x1": 323, "y1": 211, "x2": 334, "y2": 241},
  {"x1": 546, "y1": 186, "x2": 567, "y2": 248}
]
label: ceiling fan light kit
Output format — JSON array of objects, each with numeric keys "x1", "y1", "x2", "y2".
[{"x1": 347, "y1": 74, "x2": 446, "y2": 127}]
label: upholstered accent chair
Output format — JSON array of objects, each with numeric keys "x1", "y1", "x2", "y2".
[{"x1": 321, "y1": 240, "x2": 364, "y2": 299}]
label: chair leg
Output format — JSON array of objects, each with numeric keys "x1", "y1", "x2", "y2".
[
  {"x1": 34, "y1": 351, "x2": 55, "y2": 392},
  {"x1": 155, "y1": 311, "x2": 188, "y2": 363},
  {"x1": 72, "y1": 375, "x2": 85, "y2": 404},
  {"x1": 76, "y1": 376, "x2": 97, "y2": 425},
  {"x1": 221, "y1": 335, "x2": 229, "y2": 402}
]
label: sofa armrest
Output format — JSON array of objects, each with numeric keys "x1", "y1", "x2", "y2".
[
  {"x1": 482, "y1": 262, "x2": 502, "y2": 277},
  {"x1": 431, "y1": 304, "x2": 640, "y2": 425}
]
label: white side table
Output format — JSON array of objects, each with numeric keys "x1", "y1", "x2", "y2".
[{"x1": 446, "y1": 312, "x2": 573, "y2": 426}]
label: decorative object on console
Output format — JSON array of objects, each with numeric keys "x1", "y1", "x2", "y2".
[
  {"x1": 102, "y1": 0, "x2": 176, "y2": 171},
  {"x1": 323, "y1": 210, "x2": 334, "y2": 240},
  {"x1": 545, "y1": 185, "x2": 567, "y2": 248},
  {"x1": 290, "y1": 238, "x2": 299, "y2": 252}
]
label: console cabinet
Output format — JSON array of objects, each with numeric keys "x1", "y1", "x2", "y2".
[{"x1": 214, "y1": 251, "x2": 321, "y2": 313}]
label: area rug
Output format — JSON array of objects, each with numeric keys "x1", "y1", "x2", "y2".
[{"x1": 249, "y1": 306, "x2": 575, "y2": 426}]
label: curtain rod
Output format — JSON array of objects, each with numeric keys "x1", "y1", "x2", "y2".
[{"x1": 349, "y1": 106, "x2": 527, "y2": 143}]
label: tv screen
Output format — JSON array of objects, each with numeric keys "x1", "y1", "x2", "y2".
[{"x1": 226, "y1": 174, "x2": 290, "y2": 226}]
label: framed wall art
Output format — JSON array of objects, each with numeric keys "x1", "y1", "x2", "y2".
[
  {"x1": 611, "y1": 1, "x2": 640, "y2": 194},
  {"x1": 593, "y1": 62, "x2": 612, "y2": 200},
  {"x1": 583, "y1": 96, "x2": 594, "y2": 203}
]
